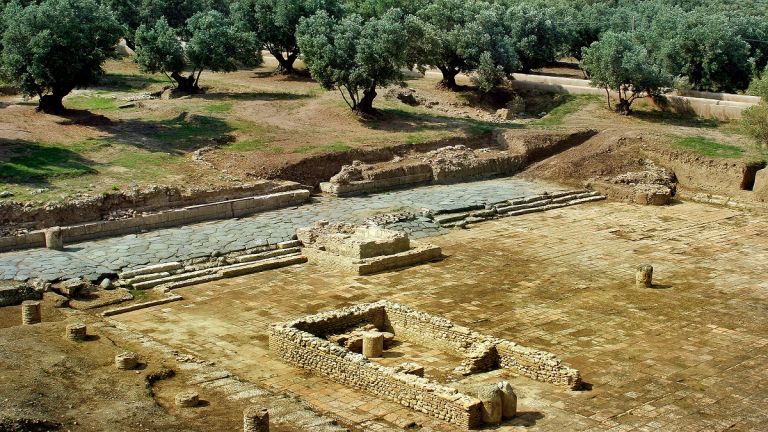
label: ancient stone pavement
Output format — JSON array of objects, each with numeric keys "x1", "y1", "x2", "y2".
[
  {"x1": 115, "y1": 201, "x2": 768, "y2": 431},
  {"x1": 0, "y1": 178, "x2": 562, "y2": 281}
]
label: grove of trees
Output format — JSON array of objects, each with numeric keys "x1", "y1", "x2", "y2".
[{"x1": 0, "y1": 0, "x2": 767, "y2": 116}]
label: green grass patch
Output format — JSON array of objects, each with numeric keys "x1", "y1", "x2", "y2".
[
  {"x1": 225, "y1": 139, "x2": 269, "y2": 152},
  {"x1": 66, "y1": 96, "x2": 118, "y2": 111},
  {"x1": 295, "y1": 142, "x2": 353, "y2": 154},
  {"x1": 466, "y1": 122, "x2": 497, "y2": 136},
  {"x1": 110, "y1": 152, "x2": 178, "y2": 169},
  {"x1": 100, "y1": 73, "x2": 168, "y2": 91},
  {"x1": 150, "y1": 113, "x2": 231, "y2": 147},
  {"x1": 531, "y1": 95, "x2": 594, "y2": 126},
  {"x1": 673, "y1": 136, "x2": 745, "y2": 158},
  {"x1": 406, "y1": 133, "x2": 429, "y2": 145},
  {"x1": 204, "y1": 102, "x2": 233, "y2": 113},
  {"x1": 0, "y1": 142, "x2": 98, "y2": 182}
]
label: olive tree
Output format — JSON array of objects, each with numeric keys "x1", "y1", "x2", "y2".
[
  {"x1": 582, "y1": 32, "x2": 672, "y2": 115},
  {"x1": 135, "y1": 11, "x2": 258, "y2": 94},
  {"x1": 416, "y1": 0, "x2": 518, "y2": 90},
  {"x1": 505, "y1": 4, "x2": 565, "y2": 73},
  {"x1": 296, "y1": 9, "x2": 413, "y2": 113},
  {"x1": 0, "y1": 0, "x2": 122, "y2": 113},
  {"x1": 232, "y1": 0, "x2": 342, "y2": 74}
]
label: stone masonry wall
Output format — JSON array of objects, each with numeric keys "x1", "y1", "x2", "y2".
[
  {"x1": 270, "y1": 302, "x2": 582, "y2": 429},
  {"x1": 270, "y1": 316, "x2": 483, "y2": 429}
]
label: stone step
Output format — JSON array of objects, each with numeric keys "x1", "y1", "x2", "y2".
[
  {"x1": 131, "y1": 268, "x2": 217, "y2": 290},
  {"x1": 496, "y1": 199, "x2": 552, "y2": 214},
  {"x1": 235, "y1": 247, "x2": 301, "y2": 264},
  {"x1": 433, "y1": 212, "x2": 470, "y2": 224},
  {"x1": 120, "y1": 262, "x2": 183, "y2": 279},
  {"x1": 550, "y1": 191, "x2": 600, "y2": 204},
  {"x1": 431, "y1": 204, "x2": 485, "y2": 215},
  {"x1": 102, "y1": 294, "x2": 183, "y2": 317},
  {"x1": 218, "y1": 255, "x2": 308, "y2": 278},
  {"x1": 125, "y1": 271, "x2": 171, "y2": 285},
  {"x1": 277, "y1": 240, "x2": 302, "y2": 249},
  {"x1": 163, "y1": 274, "x2": 224, "y2": 290}
]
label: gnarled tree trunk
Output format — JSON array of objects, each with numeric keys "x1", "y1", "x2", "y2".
[
  {"x1": 273, "y1": 50, "x2": 298, "y2": 75},
  {"x1": 37, "y1": 85, "x2": 74, "y2": 114},
  {"x1": 437, "y1": 66, "x2": 459, "y2": 90},
  {"x1": 355, "y1": 85, "x2": 377, "y2": 114},
  {"x1": 171, "y1": 71, "x2": 200, "y2": 94}
]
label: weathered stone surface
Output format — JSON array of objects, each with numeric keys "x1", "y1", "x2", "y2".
[
  {"x1": 174, "y1": 391, "x2": 199, "y2": 407},
  {"x1": 21, "y1": 300, "x2": 41, "y2": 325},
  {"x1": 44, "y1": 227, "x2": 63, "y2": 250},
  {"x1": 477, "y1": 384, "x2": 503, "y2": 425},
  {"x1": 65, "y1": 323, "x2": 87, "y2": 341},
  {"x1": 58, "y1": 278, "x2": 86, "y2": 297},
  {"x1": 243, "y1": 406, "x2": 269, "y2": 432},
  {"x1": 394, "y1": 362, "x2": 425, "y2": 377},
  {"x1": 115, "y1": 352, "x2": 139, "y2": 370},
  {"x1": 636, "y1": 264, "x2": 653, "y2": 288},
  {"x1": 497, "y1": 381, "x2": 517, "y2": 420},
  {"x1": 0, "y1": 282, "x2": 41, "y2": 306},
  {"x1": 362, "y1": 332, "x2": 384, "y2": 358}
]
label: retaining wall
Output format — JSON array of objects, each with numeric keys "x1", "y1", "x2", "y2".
[
  {"x1": 509, "y1": 73, "x2": 757, "y2": 120},
  {"x1": 0, "y1": 190, "x2": 310, "y2": 252}
]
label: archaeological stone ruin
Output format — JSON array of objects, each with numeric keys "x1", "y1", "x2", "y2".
[{"x1": 270, "y1": 301, "x2": 581, "y2": 428}]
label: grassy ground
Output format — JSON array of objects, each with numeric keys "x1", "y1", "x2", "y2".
[{"x1": 0, "y1": 58, "x2": 761, "y2": 204}]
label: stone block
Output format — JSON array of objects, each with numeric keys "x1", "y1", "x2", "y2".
[
  {"x1": 174, "y1": 391, "x2": 199, "y2": 407},
  {"x1": 44, "y1": 227, "x2": 64, "y2": 250},
  {"x1": 497, "y1": 381, "x2": 517, "y2": 419},
  {"x1": 636, "y1": 264, "x2": 653, "y2": 288},
  {"x1": 243, "y1": 406, "x2": 269, "y2": 432}
]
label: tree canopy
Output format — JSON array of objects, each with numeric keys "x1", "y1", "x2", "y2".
[
  {"x1": 232, "y1": 0, "x2": 342, "y2": 74},
  {"x1": 135, "y1": 11, "x2": 258, "y2": 93},
  {"x1": 297, "y1": 9, "x2": 414, "y2": 113},
  {"x1": 581, "y1": 31, "x2": 672, "y2": 114},
  {"x1": 0, "y1": 0, "x2": 122, "y2": 113}
]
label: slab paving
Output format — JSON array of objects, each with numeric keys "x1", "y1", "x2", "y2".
[
  {"x1": 0, "y1": 178, "x2": 564, "y2": 281},
  {"x1": 114, "y1": 200, "x2": 768, "y2": 431}
]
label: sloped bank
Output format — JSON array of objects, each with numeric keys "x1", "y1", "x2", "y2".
[{"x1": 318, "y1": 129, "x2": 597, "y2": 196}]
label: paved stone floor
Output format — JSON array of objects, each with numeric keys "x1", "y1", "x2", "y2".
[
  {"x1": 114, "y1": 200, "x2": 768, "y2": 431},
  {"x1": 0, "y1": 178, "x2": 563, "y2": 281}
]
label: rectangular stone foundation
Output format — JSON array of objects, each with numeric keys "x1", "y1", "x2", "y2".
[
  {"x1": 302, "y1": 242, "x2": 442, "y2": 275},
  {"x1": 270, "y1": 302, "x2": 582, "y2": 429}
]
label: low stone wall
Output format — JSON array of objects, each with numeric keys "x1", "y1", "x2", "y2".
[
  {"x1": 0, "y1": 282, "x2": 41, "y2": 306},
  {"x1": 271, "y1": 301, "x2": 581, "y2": 429},
  {"x1": 270, "y1": 303, "x2": 483, "y2": 429},
  {"x1": 0, "y1": 190, "x2": 310, "y2": 252}
]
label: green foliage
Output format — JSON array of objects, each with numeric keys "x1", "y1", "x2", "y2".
[
  {"x1": 742, "y1": 104, "x2": 768, "y2": 147},
  {"x1": 0, "y1": 0, "x2": 122, "y2": 112},
  {"x1": 748, "y1": 72, "x2": 768, "y2": 102},
  {"x1": 582, "y1": 31, "x2": 672, "y2": 114},
  {"x1": 186, "y1": 11, "x2": 260, "y2": 73},
  {"x1": 505, "y1": 4, "x2": 565, "y2": 72},
  {"x1": 134, "y1": 11, "x2": 258, "y2": 90},
  {"x1": 344, "y1": 0, "x2": 427, "y2": 18},
  {"x1": 297, "y1": 9, "x2": 413, "y2": 113},
  {"x1": 135, "y1": 18, "x2": 185, "y2": 78},
  {"x1": 232, "y1": 0, "x2": 342, "y2": 73},
  {"x1": 416, "y1": 0, "x2": 518, "y2": 89},
  {"x1": 657, "y1": 13, "x2": 752, "y2": 93},
  {"x1": 673, "y1": 136, "x2": 745, "y2": 158},
  {"x1": 473, "y1": 52, "x2": 504, "y2": 93}
]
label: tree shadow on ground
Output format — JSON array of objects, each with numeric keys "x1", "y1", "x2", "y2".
[
  {"x1": 95, "y1": 73, "x2": 168, "y2": 92},
  {"x1": 196, "y1": 91, "x2": 312, "y2": 102},
  {"x1": 0, "y1": 138, "x2": 98, "y2": 186},
  {"x1": 632, "y1": 109, "x2": 723, "y2": 129},
  {"x1": 251, "y1": 69, "x2": 315, "y2": 82},
  {"x1": 367, "y1": 108, "x2": 523, "y2": 135}
]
